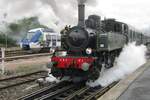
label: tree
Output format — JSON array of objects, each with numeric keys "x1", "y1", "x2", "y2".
[
  {"x1": 0, "y1": 16, "x2": 48, "y2": 47},
  {"x1": 0, "y1": 33, "x2": 16, "y2": 47}
]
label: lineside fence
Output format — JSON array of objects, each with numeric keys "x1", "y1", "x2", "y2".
[
  {"x1": 0, "y1": 48, "x2": 52, "y2": 74},
  {"x1": 0, "y1": 48, "x2": 5, "y2": 74}
]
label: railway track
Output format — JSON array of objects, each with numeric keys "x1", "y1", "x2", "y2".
[
  {"x1": 0, "y1": 71, "x2": 47, "y2": 90},
  {"x1": 0, "y1": 48, "x2": 50, "y2": 58},
  {"x1": 0, "y1": 53, "x2": 52, "y2": 61},
  {"x1": 0, "y1": 48, "x2": 52, "y2": 61},
  {"x1": 0, "y1": 49, "x2": 32, "y2": 58},
  {"x1": 4, "y1": 49, "x2": 50, "y2": 57},
  {"x1": 73, "y1": 82, "x2": 118, "y2": 100},
  {"x1": 18, "y1": 81, "x2": 118, "y2": 100}
]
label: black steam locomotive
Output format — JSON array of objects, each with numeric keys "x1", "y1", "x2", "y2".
[{"x1": 48, "y1": 3, "x2": 150, "y2": 81}]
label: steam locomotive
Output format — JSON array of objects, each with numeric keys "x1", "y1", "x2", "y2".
[{"x1": 48, "y1": 3, "x2": 150, "y2": 81}]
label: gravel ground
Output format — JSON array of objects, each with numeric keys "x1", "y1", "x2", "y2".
[
  {"x1": 0, "y1": 56, "x2": 51, "y2": 78},
  {"x1": 0, "y1": 56, "x2": 51, "y2": 100},
  {"x1": 0, "y1": 82, "x2": 45, "y2": 100}
]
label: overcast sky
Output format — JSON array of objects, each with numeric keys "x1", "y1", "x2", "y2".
[
  {"x1": 95, "y1": 0, "x2": 150, "y2": 30},
  {"x1": 0, "y1": 0, "x2": 150, "y2": 31}
]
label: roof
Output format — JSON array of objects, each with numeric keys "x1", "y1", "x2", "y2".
[{"x1": 28, "y1": 28, "x2": 56, "y2": 33}]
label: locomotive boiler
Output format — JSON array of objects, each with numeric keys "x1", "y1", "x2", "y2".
[{"x1": 48, "y1": 2, "x2": 150, "y2": 81}]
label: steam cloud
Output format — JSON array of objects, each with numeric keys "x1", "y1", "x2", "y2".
[
  {"x1": 87, "y1": 42, "x2": 147, "y2": 87},
  {"x1": 77, "y1": 0, "x2": 88, "y2": 4},
  {"x1": 0, "y1": 0, "x2": 98, "y2": 32},
  {"x1": 0, "y1": 0, "x2": 77, "y2": 32},
  {"x1": 0, "y1": 0, "x2": 149, "y2": 33},
  {"x1": 77, "y1": 0, "x2": 97, "y2": 5}
]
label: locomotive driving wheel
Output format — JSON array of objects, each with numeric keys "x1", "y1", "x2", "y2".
[{"x1": 104, "y1": 51, "x2": 117, "y2": 69}]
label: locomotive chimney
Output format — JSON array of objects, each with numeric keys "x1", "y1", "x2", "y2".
[{"x1": 78, "y1": 3, "x2": 85, "y2": 28}]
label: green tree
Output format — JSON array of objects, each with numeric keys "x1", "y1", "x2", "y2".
[
  {"x1": 0, "y1": 33, "x2": 16, "y2": 47},
  {"x1": 0, "y1": 16, "x2": 47, "y2": 47}
]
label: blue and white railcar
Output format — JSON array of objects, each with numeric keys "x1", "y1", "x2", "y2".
[{"x1": 20, "y1": 28, "x2": 61, "y2": 51}]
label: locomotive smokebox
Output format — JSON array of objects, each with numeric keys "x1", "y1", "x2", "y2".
[{"x1": 78, "y1": 3, "x2": 85, "y2": 28}]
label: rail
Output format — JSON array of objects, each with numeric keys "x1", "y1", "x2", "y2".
[
  {"x1": 0, "y1": 53, "x2": 52, "y2": 61},
  {"x1": 0, "y1": 71, "x2": 47, "y2": 90},
  {"x1": 17, "y1": 81, "x2": 118, "y2": 100},
  {"x1": 17, "y1": 81, "x2": 72, "y2": 100}
]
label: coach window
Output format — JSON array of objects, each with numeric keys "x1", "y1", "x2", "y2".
[
  {"x1": 130, "y1": 30, "x2": 132, "y2": 40},
  {"x1": 124, "y1": 25, "x2": 128, "y2": 34},
  {"x1": 132, "y1": 31, "x2": 134, "y2": 41},
  {"x1": 121, "y1": 24, "x2": 125, "y2": 34},
  {"x1": 114, "y1": 24, "x2": 117, "y2": 32},
  {"x1": 132, "y1": 31, "x2": 134, "y2": 40},
  {"x1": 134, "y1": 32, "x2": 136, "y2": 40}
]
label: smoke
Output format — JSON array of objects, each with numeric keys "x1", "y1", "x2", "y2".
[
  {"x1": 41, "y1": 0, "x2": 58, "y2": 15},
  {"x1": 87, "y1": 42, "x2": 147, "y2": 87},
  {"x1": 0, "y1": 0, "x2": 78, "y2": 32},
  {"x1": 0, "y1": 0, "x2": 99, "y2": 33},
  {"x1": 77, "y1": 0, "x2": 88, "y2": 4},
  {"x1": 77, "y1": 0, "x2": 97, "y2": 6},
  {"x1": 0, "y1": 0, "x2": 64, "y2": 32}
]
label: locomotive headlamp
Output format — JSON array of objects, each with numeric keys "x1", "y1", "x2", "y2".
[
  {"x1": 81, "y1": 63, "x2": 90, "y2": 71},
  {"x1": 86, "y1": 48, "x2": 92, "y2": 55}
]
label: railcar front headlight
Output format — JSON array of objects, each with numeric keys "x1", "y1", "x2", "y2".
[{"x1": 86, "y1": 48, "x2": 92, "y2": 55}]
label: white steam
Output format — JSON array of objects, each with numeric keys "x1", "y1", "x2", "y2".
[
  {"x1": 0, "y1": 0, "x2": 150, "y2": 31},
  {"x1": 0, "y1": 0, "x2": 100, "y2": 32},
  {"x1": 87, "y1": 42, "x2": 147, "y2": 87},
  {"x1": 0, "y1": 0, "x2": 77, "y2": 32},
  {"x1": 77, "y1": 0, "x2": 97, "y2": 5},
  {"x1": 77, "y1": 0, "x2": 87, "y2": 4}
]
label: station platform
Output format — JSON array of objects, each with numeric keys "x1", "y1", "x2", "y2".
[
  {"x1": 118, "y1": 62, "x2": 150, "y2": 100},
  {"x1": 98, "y1": 60, "x2": 150, "y2": 100}
]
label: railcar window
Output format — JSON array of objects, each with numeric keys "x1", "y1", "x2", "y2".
[
  {"x1": 27, "y1": 32, "x2": 35, "y2": 39},
  {"x1": 57, "y1": 36, "x2": 61, "y2": 41},
  {"x1": 55, "y1": 51, "x2": 67, "y2": 57},
  {"x1": 44, "y1": 28, "x2": 55, "y2": 33},
  {"x1": 46, "y1": 35, "x2": 51, "y2": 40}
]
